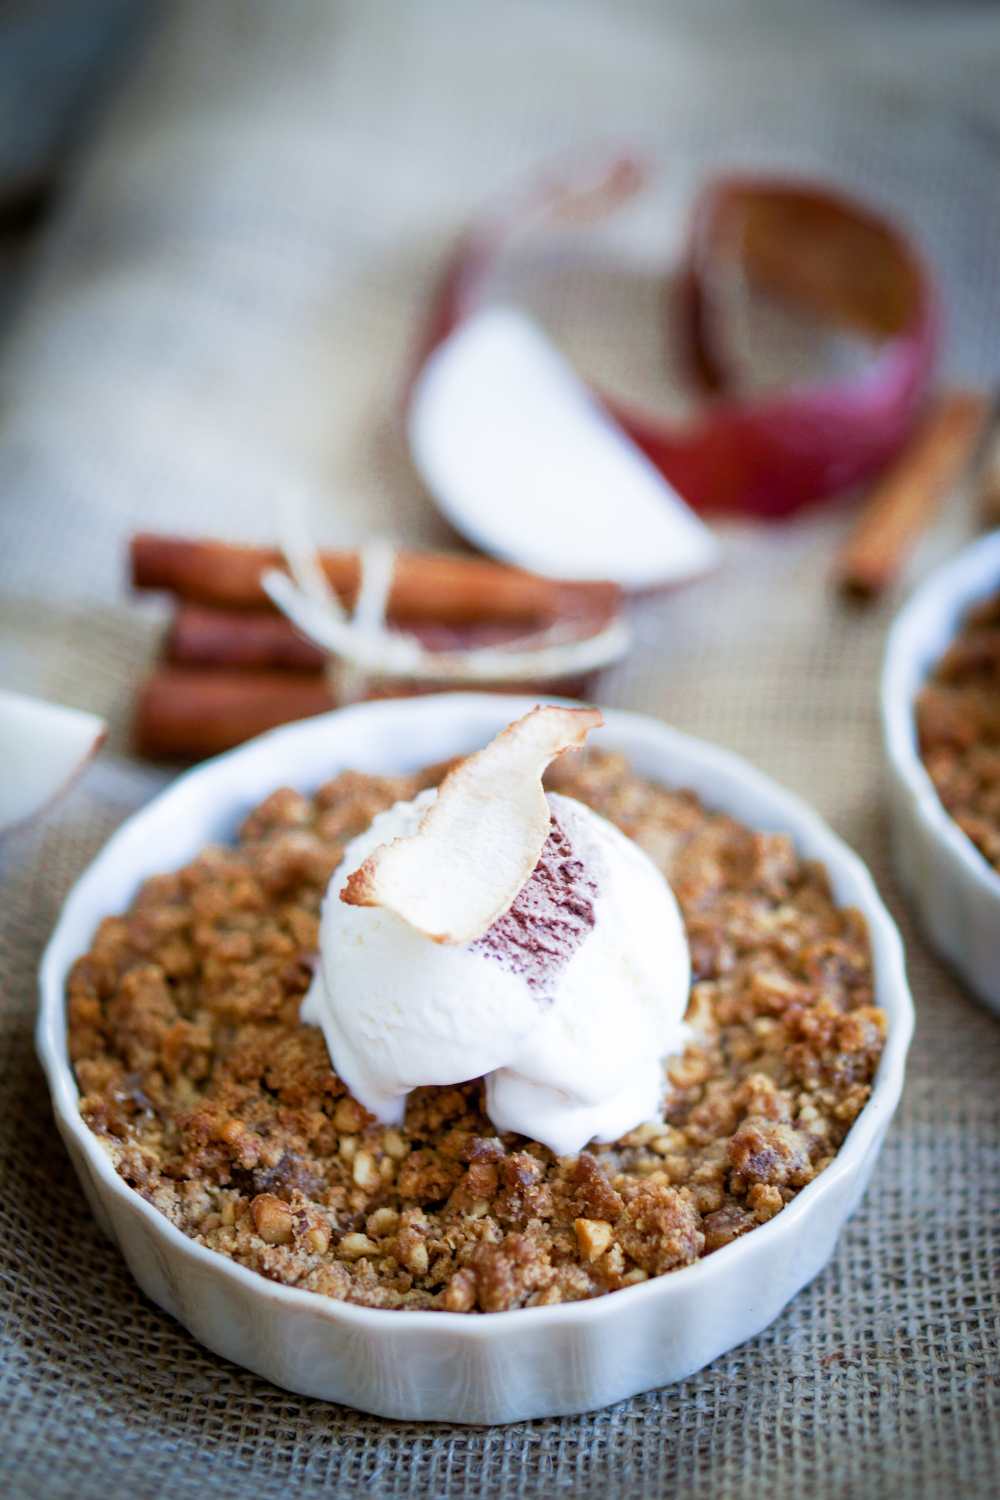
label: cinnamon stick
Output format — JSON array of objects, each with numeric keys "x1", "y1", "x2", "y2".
[
  {"x1": 835, "y1": 390, "x2": 989, "y2": 600},
  {"x1": 976, "y1": 420, "x2": 1000, "y2": 531},
  {"x1": 134, "y1": 670, "x2": 336, "y2": 759},
  {"x1": 135, "y1": 665, "x2": 595, "y2": 760},
  {"x1": 165, "y1": 604, "x2": 548, "y2": 671},
  {"x1": 166, "y1": 606, "x2": 327, "y2": 671},
  {"x1": 131, "y1": 534, "x2": 618, "y2": 625}
]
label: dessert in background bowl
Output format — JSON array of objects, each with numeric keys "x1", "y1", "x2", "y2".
[
  {"x1": 39, "y1": 694, "x2": 912, "y2": 1422},
  {"x1": 882, "y1": 530, "x2": 1000, "y2": 1015},
  {"x1": 917, "y1": 585, "x2": 1000, "y2": 875}
]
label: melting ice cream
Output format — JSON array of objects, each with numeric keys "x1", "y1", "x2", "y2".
[{"x1": 302, "y1": 707, "x2": 691, "y2": 1155}]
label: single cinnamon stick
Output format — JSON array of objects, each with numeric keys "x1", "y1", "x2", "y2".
[
  {"x1": 134, "y1": 670, "x2": 337, "y2": 759},
  {"x1": 835, "y1": 390, "x2": 989, "y2": 600},
  {"x1": 165, "y1": 603, "x2": 569, "y2": 671},
  {"x1": 131, "y1": 534, "x2": 618, "y2": 625},
  {"x1": 134, "y1": 664, "x2": 595, "y2": 760},
  {"x1": 166, "y1": 606, "x2": 327, "y2": 671},
  {"x1": 976, "y1": 420, "x2": 1000, "y2": 530}
]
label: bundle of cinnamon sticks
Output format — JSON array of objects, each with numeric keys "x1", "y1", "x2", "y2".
[{"x1": 131, "y1": 535, "x2": 620, "y2": 759}]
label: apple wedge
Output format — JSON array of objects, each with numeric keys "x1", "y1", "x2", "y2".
[
  {"x1": 0, "y1": 690, "x2": 106, "y2": 836},
  {"x1": 408, "y1": 308, "x2": 720, "y2": 589},
  {"x1": 341, "y1": 704, "x2": 602, "y2": 943}
]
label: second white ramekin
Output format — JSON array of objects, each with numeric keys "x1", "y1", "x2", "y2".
[
  {"x1": 38, "y1": 694, "x2": 913, "y2": 1422},
  {"x1": 882, "y1": 531, "x2": 1000, "y2": 1016}
]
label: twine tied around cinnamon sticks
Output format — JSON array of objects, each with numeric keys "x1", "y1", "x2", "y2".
[{"x1": 262, "y1": 541, "x2": 629, "y2": 693}]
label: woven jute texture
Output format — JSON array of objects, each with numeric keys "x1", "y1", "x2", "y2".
[{"x1": 2, "y1": 3, "x2": 999, "y2": 1495}]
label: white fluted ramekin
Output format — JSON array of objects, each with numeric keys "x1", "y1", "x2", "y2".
[
  {"x1": 882, "y1": 531, "x2": 1000, "y2": 1016},
  {"x1": 39, "y1": 694, "x2": 912, "y2": 1423}
]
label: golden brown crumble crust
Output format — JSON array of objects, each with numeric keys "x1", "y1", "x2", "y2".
[
  {"x1": 68, "y1": 751, "x2": 884, "y2": 1313},
  {"x1": 917, "y1": 587, "x2": 1000, "y2": 875}
]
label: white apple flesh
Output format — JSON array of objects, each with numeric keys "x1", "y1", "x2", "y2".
[
  {"x1": 408, "y1": 307, "x2": 720, "y2": 590},
  {"x1": 0, "y1": 690, "x2": 106, "y2": 835}
]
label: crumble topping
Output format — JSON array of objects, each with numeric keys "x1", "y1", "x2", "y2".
[
  {"x1": 471, "y1": 811, "x2": 597, "y2": 995},
  {"x1": 917, "y1": 586, "x2": 1000, "y2": 875},
  {"x1": 68, "y1": 751, "x2": 884, "y2": 1313}
]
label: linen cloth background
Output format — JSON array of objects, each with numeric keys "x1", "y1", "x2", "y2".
[{"x1": 1, "y1": 2, "x2": 998, "y2": 1495}]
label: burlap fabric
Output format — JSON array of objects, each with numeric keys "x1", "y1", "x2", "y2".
[{"x1": 1, "y1": 3, "x2": 998, "y2": 1495}]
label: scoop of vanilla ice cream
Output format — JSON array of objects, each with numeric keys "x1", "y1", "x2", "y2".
[{"x1": 301, "y1": 788, "x2": 690, "y2": 1155}]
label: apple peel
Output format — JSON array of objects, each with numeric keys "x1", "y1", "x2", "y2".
[
  {"x1": 0, "y1": 690, "x2": 106, "y2": 836},
  {"x1": 408, "y1": 156, "x2": 939, "y2": 520},
  {"x1": 341, "y1": 704, "x2": 602, "y2": 944}
]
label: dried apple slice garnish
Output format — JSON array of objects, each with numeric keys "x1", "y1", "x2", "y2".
[
  {"x1": 0, "y1": 690, "x2": 106, "y2": 835},
  {"x1": 341, "y1": 704, "x2": 602, "y2": 944}
]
